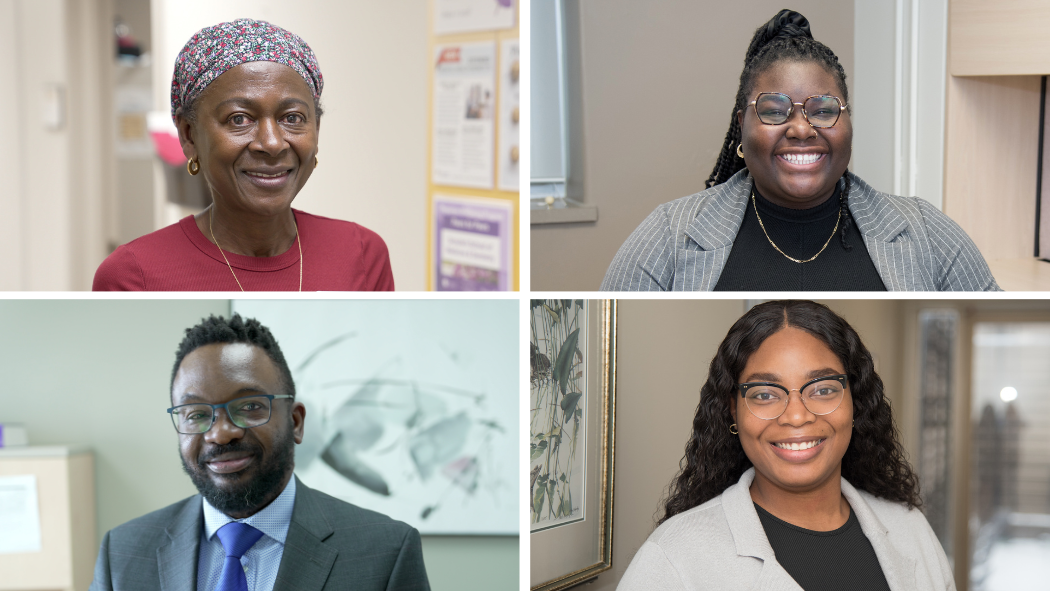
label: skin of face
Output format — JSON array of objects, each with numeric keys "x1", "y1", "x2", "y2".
[
  {"x1": 176, "y1": 61, "x2": 320, "y2": 224},
  {"x1": 736, "y1": 60, "x2": 853, "y2": 209},
  {"x1": 171, "y1": 342, "x2": 306, "y2": 518},
  {"x1": 730, "y1": 326, "x2": 854, "y2": 527}
]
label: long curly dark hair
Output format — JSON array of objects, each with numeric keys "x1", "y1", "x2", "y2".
[
  {"x1": 660, "y1": 300, "x2": 921, "y2": 524},
  {"x1": 707, "y1": 9, "x2": 855, "y2": 251}
]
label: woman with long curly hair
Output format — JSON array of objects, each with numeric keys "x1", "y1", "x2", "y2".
[
  {"x1": 601, "y1": 9, "x2": 996, "y2": 291},
  {"x1": 617, "y1": 300, "x2": 955, "y2": 590}
]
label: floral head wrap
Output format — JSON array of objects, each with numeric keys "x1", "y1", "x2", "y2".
[{"x1": 170, "y1": 18, "x2": 323, "y2": 123}]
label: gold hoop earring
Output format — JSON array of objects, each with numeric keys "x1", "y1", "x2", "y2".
[
  {"x1": 186, "y1": 157, "x2": 200, "y2": 176},
  {"x1": 736, "y1": 143, "x2": 744, "y2": 158},
  {"x1": 729, "y1": 423, "x2": 739, "y2": 435},
  {"x1": 314, "y1": 155, "x2": 318, "y2": 168}
]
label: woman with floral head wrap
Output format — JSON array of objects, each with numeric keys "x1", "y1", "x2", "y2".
[{"x1": 93, "y1": 19, "x2": 393, "y2": 291}]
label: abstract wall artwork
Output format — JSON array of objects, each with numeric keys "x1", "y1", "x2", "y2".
[
  {"x1": 530, "y1": 299, "x2": 588, "y2": 532},
  {"x1": 233, "y1": 300, "x2": 518, "y2": 535}
]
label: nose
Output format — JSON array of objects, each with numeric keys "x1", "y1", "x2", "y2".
[
  {"x1": 778, "y1": 390, "x2": 816, "y2": 426},
  {"x1": 250, "y1": 117, "x2": 286, "y2": 157},
  {"x1": 203, "y1": 408, "x2": 245, "y2": 445},
  {"x1": 784, "y1": 103, "x2": 815, "y2": 139}
]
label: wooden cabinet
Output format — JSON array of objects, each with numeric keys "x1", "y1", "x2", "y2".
[
  {"x1": 0, "y1": 446, "x2": 95, "y2": 591},
  {"x1": 945, "y1": 0, "x2": 1050, "y2": 289}
]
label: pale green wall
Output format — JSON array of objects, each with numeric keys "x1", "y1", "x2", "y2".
[
  {"x1": 0, "y1": 300, "x2": 518, "y2": 591},
  {"x1": 1, "y1": 299, "x2": 228, "y2": 529}
]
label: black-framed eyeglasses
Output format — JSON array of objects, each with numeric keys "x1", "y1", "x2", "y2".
[
  {"x1": 737, "y1": 374, "x2": 848, "y2": 420},
  {"x1": 166, "y1": 394, "x2": 293, "y2": 435},
  {"x1": 748, "y1": 93, "x2": 847, "y2": 128}
]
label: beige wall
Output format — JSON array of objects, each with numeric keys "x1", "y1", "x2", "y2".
[
  {"x1": 0, "y1": 300, "x2": 516, "y2": 591},
  {"x1": 574, "y1": 299, "x2": 909, "y2": 591},
  {"x1": 595, "y1": 299, "x2": 744, "y2": 590},
  {"x1": 530, "y1": 0, "x2": 855, "y2": 290}
]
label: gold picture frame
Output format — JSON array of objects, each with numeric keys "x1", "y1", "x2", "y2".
[{"x1": 531, "y1": 300, "x2": 617, "y2": 591}]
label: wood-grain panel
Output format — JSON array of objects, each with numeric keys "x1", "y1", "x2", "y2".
[
  {"x1": 943, "y1": 75, "x2": 1040, "y2": 262},
  {"x1": 951, "y1": 0, "x2": 1050, "y2": 76}
]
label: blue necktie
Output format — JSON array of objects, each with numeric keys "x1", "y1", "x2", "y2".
[{"x1": 215, "y1": 522, "x2": 264, "y2": 591}]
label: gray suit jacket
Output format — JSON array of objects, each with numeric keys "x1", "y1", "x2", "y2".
[
  {"x1": 600, "y1": 171, "x2": 1001, "y2": 291},
  {"x1": 617, "y1": 468, "x2": 955, "y2": 590},
  {"x1": 89, "y1": 477, "x2": 430, "y2": 591}
]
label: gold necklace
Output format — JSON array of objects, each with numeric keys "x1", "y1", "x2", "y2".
[
  {"x1": 751, "y1": 189, "x2": 839, "y2": 264},
  {"x1": 209, "y1": 208, "x2": 302, "y2": 291}
]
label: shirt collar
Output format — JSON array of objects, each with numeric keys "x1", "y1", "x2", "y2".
[{"x1": 201, "y1": 476, "x2": 297, "y2": 544}]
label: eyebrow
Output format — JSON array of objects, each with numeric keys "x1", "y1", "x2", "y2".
[
  {"x1": 174, "y1": 386, "x2": 271, "y2": 404},
  {"x1": 214, "y1": 97, "x2": 312, "y2": 111},
  {"x1": 741, "y1": 367, "x2": 842, "y2": 383}
]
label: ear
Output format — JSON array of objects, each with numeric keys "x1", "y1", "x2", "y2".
[
  {"x1": 729, "y1": 394, "x2": 738, "y2": 424},
  {"x1": 291, "y1": 401, "x2": 306, "y2": 444},
  {"x1": 736, "y1": 108, "x2": 744, "y2": 129},
  {"x1": 175, "y1": 114, "x2": 198, "y2": 160}
]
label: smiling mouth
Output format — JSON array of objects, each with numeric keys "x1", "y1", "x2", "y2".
[
  {"x1": 204, "y1": 454, "x2": 254, "y2": 474},
  {"x1": 245, "y1": 170, "x2": 290, "y2": 178},
  {"x1": 778, "y1": 153, "x2": 825, "y2": 166},
  {"x1": 773, "y1": 438, "x2": 825, "y2": 451}
]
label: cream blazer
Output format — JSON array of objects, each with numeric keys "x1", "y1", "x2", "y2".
[{"x1": 617, "y1": 468, "x2": 955, "y2": 590}]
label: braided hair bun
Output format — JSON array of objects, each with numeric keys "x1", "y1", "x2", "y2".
[{"x1": 744, "y1": 10, "x2": 813, "y2": 62}]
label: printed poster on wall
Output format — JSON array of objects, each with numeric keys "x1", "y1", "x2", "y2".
[
  {"x1": 433, "y1": 194, "x2": 512, "y2": 291},
  {"x1": 432, "y1": 42, "x2": 496, "y2": 190},
  {"x1": 433, "y1": 0, "x2": 516, "y2": 35},
  {"x1": 0, "y1": 475, "x2": 42, "y2": 554},
  {"x1": 497, "y1": 39, "x2": 519, "y2": 192}
]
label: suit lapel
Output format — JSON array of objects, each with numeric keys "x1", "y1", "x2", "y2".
[
  {"x1": 722, "y1": 470, "x2": 805, "y2": 591},
  {"x1": 840, "y1": 480, "x2": 918, "y2": 591},
  {"x1": 847, "y1": 173, "x2": 933, "y2": 291},
  {"x1": 157, "y1": 496, "x2": 204, "y2": 591},
  {"x1": 677, "y1": 172, "x2": 750, "y2": 290},
  {"x1": 274, "y1": 478, "x2": 338, "y2": 591}
]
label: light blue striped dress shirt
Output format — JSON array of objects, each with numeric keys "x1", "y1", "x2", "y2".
[{"x1": 196, "y1": 477, "x2": 296, "y2": 591}]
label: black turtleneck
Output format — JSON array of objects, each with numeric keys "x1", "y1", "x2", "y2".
[{"x1": 713, "y1": 184, "x2": 887, "y2": 291}]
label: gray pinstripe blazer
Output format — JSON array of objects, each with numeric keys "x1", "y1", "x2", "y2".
[
  {"x1": 617, "y1": 468, "x2": 955, "y2": 590},
  {"x1": 89, "y1": 477, "x2": 430, "y2": 591},
  {"x1": 600, "y1": 171, "x2": 1000, "y2": 291}
]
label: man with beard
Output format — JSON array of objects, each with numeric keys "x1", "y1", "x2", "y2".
[{"x1": 89, "y1": 314, "x2": 430, "y2": 591}]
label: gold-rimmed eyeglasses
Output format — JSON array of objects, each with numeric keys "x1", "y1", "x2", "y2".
[
  {"x1": 748, "y1": 92, "x2": 847, "y2": 128},
  {"x1": 737, "y1": 374, "x2": 847, "y2": 420}
]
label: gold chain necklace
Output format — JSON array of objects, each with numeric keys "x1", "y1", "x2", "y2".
[
  {"x1": 751, "y1": 189, "x2": 839, "y2": 264},
  {"x1": 209, "y1": 208, "x2": 302, "y2": 291}
]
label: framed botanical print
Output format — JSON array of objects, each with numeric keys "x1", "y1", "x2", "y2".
[{"x1": 530, "y1": 300, "x2": 617, "y2": 590}]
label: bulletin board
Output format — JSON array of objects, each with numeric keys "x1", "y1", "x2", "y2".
[{"x1": 426, "y1": 0, "x2": 519, "y2": 290}]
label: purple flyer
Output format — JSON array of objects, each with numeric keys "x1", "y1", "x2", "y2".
[{"x1": 433, "y1": 194, "x2": 512, "y2": 291}]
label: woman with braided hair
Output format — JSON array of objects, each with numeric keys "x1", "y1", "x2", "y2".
[
  {"x1": 617, "y1": 301, "x2": 955, "y2": 590},
  {"x1": 601, "y1": 9, "x2": 997, "y2": 291}
]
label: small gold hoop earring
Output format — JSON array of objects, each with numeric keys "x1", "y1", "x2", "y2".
[
  {"x1": 186, "y1": 157, "x2": 200, "y2": 176},
  {"x1": 314, "y1": 155, "x2": 319, "y2": 168},
  {"x1": 736, "y1": 143, "x2": 744, "y2": 158},
  {"x1": 729, "y1": 423, "x2": 739, "y2": 435}
]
